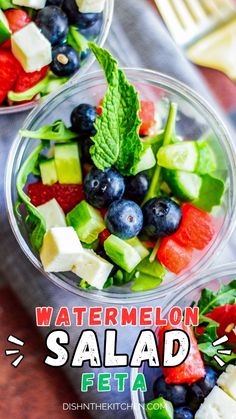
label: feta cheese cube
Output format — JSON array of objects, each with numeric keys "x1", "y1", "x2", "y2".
[
  {"x1": 73, "y1": 249, "x2": 113, "y2": 289},
  {"x1": 40, "y1": 227, "x2": 83, "y2": 272},
  {"x1": 218, "y1": 365, "x2": 236, "y2": 401},
  {"x1": 13, "y1": 0, "x2": 46, "y2": 9},
  {"x1": 37, "y1": 199, "x2": 66, "y2": 231},
  {"x1": 76, "y1": 0, "x2": 105, "y2": 13},
  {"x1": 11, "y1": 23, "x2": 52, "y2": 72},
  {"x1": 195, "y1": 386, "x2": 236, "y2": 419}
]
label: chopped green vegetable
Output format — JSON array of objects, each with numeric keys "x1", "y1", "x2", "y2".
[
  {"x1": 8, "y1": 75, "x2": 50, "y2": 102},
  {"x1": 0, "y1": 0, "x2": 17, "y2": 9},
  {"x1": 20, "y1": 120, "x2": 78, "y2": 141},
  {"x1": 145, "y1": 397, "x2": 174, "y2": 419},
  {"x1": 196, "y1": 141, "x2": 216, "y2": 174},
  {"x1": 67, "y1": 26, "x2": 89, "y2": 57},
  {"x1": 193, "y1": 174, "x2": 225, "y2": 212},
  {"x1": 44, "y1": 72, "x2": 69, "y2": 95},
  {"x1": 88, "y1": 42, "x2": 143, "y2": 176}
]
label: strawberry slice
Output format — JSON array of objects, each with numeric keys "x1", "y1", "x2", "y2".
[
  {"x1": 0, "y1": 50, "x2": 21, "y2": 104},
  {"x1": 158, "y1": 322, "x2": 205, "y2": 385},
  {"x1": 173, "y1": 204, "x2": 215, "y2": 250},
  {"x1": 157, "y1": 237, "x2": 192, "y2": 274},
  {"x1": 27, "y1": 182, "x2": 85, "y2": 214},
  {"x1": 2, "y1": 10, "x2": 31, "y2": 49},
  {"x1": 139, "y1": 100, "x2": 155, "y2": 135}
]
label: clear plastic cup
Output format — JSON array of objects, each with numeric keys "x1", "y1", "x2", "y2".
[
  {"x1": 5, "y1": 69, "x2": 236, "y2": 303},
  {"x1": 0, "y1": 0, "x2": 114, "y2": 115},
  {"x1": 130, "y1": 262, "x2": 236, "y2": 418}
]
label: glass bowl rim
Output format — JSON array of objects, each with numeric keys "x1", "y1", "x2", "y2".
[
  {"x1": 0, "y1": 0, "x2": 114, "y2": 115},
  {"x1": 5, "y1": 67, "x2": 236, "y2": 303}
]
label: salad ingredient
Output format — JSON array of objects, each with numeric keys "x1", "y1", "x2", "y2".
[
  {"x1": 35, "y1": 6, "x2": 68, "y2": 46},
  {"x1": 63, "y1": 0, "x2": 101, "y2": 27},
  {"x1": 71, "y1": 103, "x2": 97, "y2": 135},
  {"x1": 188, "y1": 367, "x2": 218, "y2": 410},
  {"x1": 158, "y1": 323, "x2": 205, "y2": 384},
  {"x1": 84, "y1": 167, "x2": 125, "y2": 209},
  {"x1": 195, "y1": 141, "x2": 216, "y2": 174},
  {"x1": 163, "y1": 170, "x2": 202, "y2": 202},
  {"x1": 80, "y1": 136, "x2": 93, "y2": 163},
  {"x1": 105, "y1": 199, "x2": 143, "y2": 240},
  {"x1": 125, "y1": 172, "x2": 150, "y2": 204},
  {"x1": 76, "y1": 0, "x2": 105, "y2": 14},
  {"x1": 104, "y1": 234, "x2": 142, "y2": 273},
  {"x1": 126, "y1": 237, "x2": 149, "y2": 260},
  {"x1": 173, "y1": 203, "x2": 215, "y2": 250},
  {"x1": 47, "y1": 0, "x2": 63, "y2": 6},
  {"x1": 20, "y1": 119, "x2": 78, "y2": 141},
  {"x1": 0, "y1": 9, "x2": 11, "y2": 44},
  {"x1": 66, "y1": 199, "x2": 105, "y2": 244},
  {"x1": 174, "y1": 407, "x2": 193, "y2": 419},
  {"x1": 51, "y1": 44, "x2": 80, "y2": 76},
  {"x1": 153, "y1": 376, "x2": 188, "y2": 407},
  {"x1": 54, "y1": 142, "x2": 82, "y2": 184},
  {"x1": 40, "y1": 226, "x2": 83, "y2": 271},
  {"x1": 134, "y1": 144, "x2": 156, "y2": 175},
  {"x1": 8, "y1": 73, "x2": 49, "y2": 101},
  {"x1": 0, "y1": 50, "x2": 21, "y2": 104},
  {"x1": 139, "y1": 100, "x2": 155, "y2": 136},
  {"x1": 217, "y1": 365, "x2": 236, "y2": 401},
  {"x1": 157, "y1": 237, "x2": 193, "y2": 274},
  {"x1": 4, "y1": 9, "x2": 30, "y2": 34},
  {"x1": 11, "y1": 22, "x2": 52, "y2": 72},
  {"x1": 194, "y1": 280, "x2": 236, "y2": 316},
  {"x1": 157, "y1": 141, "x2": 198, "y2": 172},
  {"x1": 13, "y1": 65, "x2": 49, "y2": 94},
  {"x1": 142, "y1": 197, "x2": 182, "y2": 239},
  {"x1": 39, "y1": 158, "x2": 58, "y2": 185},
  {"x1": 195, "y1": 385, "x2": 236, "y2": 419},
  {"x1": 27, "y1": 182, "x2": 85, "y2": 213},
  {"x1": 13, "y1": 0, "x2": 46, "y2": 9},
  {"x1": 67, "y1": 26, "x2": 89, "y2": 59},
  {"x1": 79, "y1": 12, "x2": 102, "y2": 40},
  {"x1": 88, "y1": 42, "x2": 143, "y2": 176},
  {"x1": 145, "y1": 396, "x2": 174, "y2": 419},
  {"x1": 99, "y1": 228, "x2": 110, "y2": 245},
  {"x1": 37, "y1": 198, "x2": 66, "y2": 230},
  {"x1": 72, "y1": 249, "x2": 113, "y2": 289},
  {"x1": 131, "y1": 273, "x2": 162, "y2": 292},
  {"x1": 193, "y1": 174, "x2": 225, "y2": 212}
]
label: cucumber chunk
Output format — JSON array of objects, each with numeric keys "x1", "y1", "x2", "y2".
[
  {"x1": 134, "y1": 145, "x2": 156, "y2": 175},
  {"x1": 157, "y1": 141, "x2": 198, "y2": 172},
  {"x1": 125, "y1": 237, "x2": 149, "y2": 260},
  {"x1": 145, "y1": 397, "x2": 174, "y2": 419},
  {"x1": 39, "y1": 158, "x2": 58, "y2": 185},
  {"x1": 163, "y1": 169, "x2": 202, "y2": 201},
  {"x1": 0, "y1": 10, "x2": 11, "y2": 45},
  {"x1": 196, "y1": 141, "x2": 216, "y2": 174},
  {"x1": 55, "y1": 142, "x2": 82, "y2": 184},
  {"x1": 104, "y1": 235, "x2": 141, "y2": 273}
]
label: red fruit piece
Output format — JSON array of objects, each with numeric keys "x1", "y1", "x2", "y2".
[
  {"x1": 2, "y1": 10, "x2": 31, "y2": 49},
  {"x1": 14, "y1": 66, "x2": 49, "y2": 93},
  {"x1": 174, "y1": 204, "x2": 215, "y2": 250},
  {"x1": 157, "y1": 237, "x2": 192, "y2": 274},
  {"x1": 99, "y1": 229, "x2": 111, "y2": 246},
  {"x1": 139, "y1": 100, "x2": 155, "y2": 135},
  {"x1": 27, "y1": 182, "x2": 85, "y2": 214},
  {"x1": 0, "y1": 50, "x2": 22, "y2": 104},
  {"x1": 158, "y1": 322, "x2": 205, "y2": 385},
  {"x1": 97, "y1": 98, "x2": 103, "y2": 115}
]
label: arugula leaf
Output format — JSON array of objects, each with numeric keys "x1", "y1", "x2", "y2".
[
  {"x1": 194, "y1": 174, "x2": 225, "y2": 212},
  {"x1": 20, "y1": 120, "x2": 78, "y2": 141},
  {"x1": 0, "y1": 0, "x2": 17, "y2": 9},
  {"x1": 8, "y1": 75, "x2": 50, "y2": 102},
  {"x1": 197, "y1": 281, "x2": 236, "y2": 315},
  {"x1": 198, "y1": 342, "x2": 236, "y2": 369},
  {"x1": 16, "y1": 144, "x2": 46, "y2": 251},
  {"x1": 88, "y1": 42, "x2": 143, "y2": 176},
  {"x1": 67, "y1": 26, "x2": 89, "y2": 57}
]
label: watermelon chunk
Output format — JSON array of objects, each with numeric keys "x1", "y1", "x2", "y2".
[
  {"x1": 139, "y1": 100, "x2": 155, "y2": 135},
  {"x1": 157, "y1": 237, "x2": 192, "y2": 274}
]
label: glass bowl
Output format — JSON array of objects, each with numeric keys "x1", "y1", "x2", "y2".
[
  {"x1": 0, "y1": 0, "x2": 114, "y2": 115},
  {"x1": 130, "y1": 262, "x2": 236, "y2": 418},
  {"x1": 5, "y1": 68, "x2": 236, "y2": 303}
]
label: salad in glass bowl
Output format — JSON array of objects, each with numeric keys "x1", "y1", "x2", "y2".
[
  {"x1": 131, "y1": 265, "x2": 236, "y2": 419},
  {"x1": 0, "y1": 0, "x2": 113, "y2": 114},
  {"x1": 5, "y1": 44, "x2": 236, "y2": 302}
]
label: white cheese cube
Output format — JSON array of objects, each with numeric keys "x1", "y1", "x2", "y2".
[
  {"x1": 73, "y1": 249, "x2": 113, "y2": 290},
  {"x1": 76, "y1": 0, "x2": 105, "y2": 13},
  {"x1": 195, "y1": 386, "x2": 236, "y2": 419},
  {"x1": 40, "y1": 227, "x2": 83, "y2": 272},
  {"x1": 11, "y1": 23, "x2": 52, "y2": 72},
  {"x1": 37, "y1": 199, "x2": 66, "y2": 231},
  {"x1": 13, "y1": 0, "x2": 46, "y2": 9},
  {"x1": 218, "y1": 365, "x2": 236, "y2": 401}
]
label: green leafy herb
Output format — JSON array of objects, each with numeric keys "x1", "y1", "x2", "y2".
[
  {"x1": 0, "y1": 0, "x2": 17, "y2": 9},
  {"x1": 16, "y1": 144, "x2": 46, "y2": 251},
  {"x1": 79, "y1": 279, "x2": 92, "y2": 289},
  {"x1": 197, "y1": 281, "x2": 236, "y2": 316},
  {"x1": 8, "y1": 75, "x2": 50, "y2": 102},
  {"x1": 88, "y1": 42, "x2": 143, "y2": 176},
  {"x1": 194, "y1": 174, "x2": 225, "y2": 212},
  {"x1": 67, "y1": 26, "x2": 89, "y2": 57},
  {"x1": 20, "y1": 120, "x2": 78, "y2": 141}
]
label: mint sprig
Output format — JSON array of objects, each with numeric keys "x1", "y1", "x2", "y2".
[{"x1": 89, "y1": 42, "x2": 143, "y2": 176}]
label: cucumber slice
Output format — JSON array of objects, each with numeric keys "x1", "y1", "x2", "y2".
[
  {"x1": 145, "y1": 397, "x2": 174, "y2": 419},
  {"x1": 66, "y1": 200, "x2": 105, "y2": 244},
  {"x1": 39, "y1": 158, "x2": 58, "y2": 185},
  {"x1": 131, "y1": 272, "x2": 162, "y2": 292},
  {"x1": 55, "y1": 142, "x2": 82, "y2": 184},
  {"x1": 196, "y1": 141, "x2": 216, "y2": 174},
  {"x1": 0, "y1": 10, "x2": 11, "y2": 45},
  {"x1": 134, "y1": 145, "x2": 156, "y2": 175},
  {"x1": 163, "y1": 169, "x2": 202, "y2": 201},
  {"x1": 125, "y1": 237, "x2": 149, "y2": 260},
  {"x1": 157, "y1": 141, "x2": 198, "y2": 172},
  {"x1": 104, "y1": 235, "x2": 141, "y2": 273}
]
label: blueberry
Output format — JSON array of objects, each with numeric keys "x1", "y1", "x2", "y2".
[
  {"x1": 153, "y1": 376, "x2": 187, "y2": 407},
  {"x1": 80, "y1": 137, "x2": 93, "y2": 163},
  {"x1": 125, "y1": 173, "x2": 149, "y2": 204},
  {"x1": 105, "y1": 200, "x2": 143, "y2": 240},
  {"x1": 187, "y1": 367, "x2": 218, "y2": 411},
  {"x1": 84, "y1": 168, "x2": 125, "y2": 209},
  {"x1": 142, "y1": 197, "x2": 182, "y2": 239},
  {"x1": 71, "y1": 104, "x2": 97, "y2": 135},
  {"x1": 63, "y1": 0, "x2": 102, "y2": 28},
  {"x1": 46, "y1": 0, "x2": 63, "y2": 6},
  {"x1": 79, "y1": 13, "x2": 103, "y2": 40},
  {"x1": 36, "y1": 6, "x2": 68, "y2": 46},
  {"x1": 174, "y1": 407, "x2": 194, "y2": 419},
  {"x1": 51, "y1": 45, "x2": 80, "y2": 76}
]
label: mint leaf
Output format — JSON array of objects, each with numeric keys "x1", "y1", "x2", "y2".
[
  {"x1": 16, "y1": 144, "x2": 46, "y2": 251},
  {"x1": 20, "y1": 120, "x2": 78, "y2": 141},
  {"x1": 89, "y1": 42, "x2": 142, "y2": 176},
  {"x1": 197, "y1": 281, "x2": 236, "y2": 316},
  {"x1": 194, "y1": 174, "x2": 225, "y2": 211}
]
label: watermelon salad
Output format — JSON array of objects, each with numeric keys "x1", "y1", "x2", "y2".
[
  {"x1": 15, "y1": 44, "x2": 227, "y2": 292},
  {"x1": 144, "y1": 280, "x2": 236, "y2": 419},
  {"x1": 0, "y1": 0, "x2": 106, "y2": 107}
]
